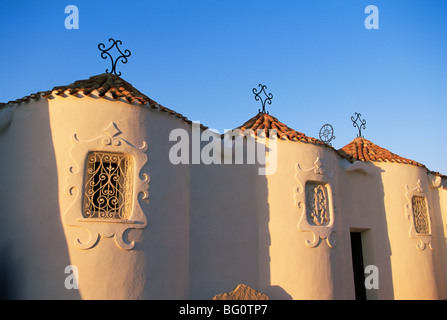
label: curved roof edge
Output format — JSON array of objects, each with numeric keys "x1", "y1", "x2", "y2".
[
  {"x1": 338, "y1": 137, "x2": 425, "y2": 168},
  {"x1": 338, "y1": 137, "x2": 447, "y2": 178},
  {"x1": 0, "y1": 73, "x2": 209, "y2": 130},
  {"x1": 234, "y1": 112, "x2": 334, "y2": 148},
  {"x1": 1, "y1": 73, "x2": 444, "y2": 178}
]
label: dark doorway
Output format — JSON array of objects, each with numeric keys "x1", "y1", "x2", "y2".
[{"x1": 350, "y1": 232, "x2": 366, "y2": 300}]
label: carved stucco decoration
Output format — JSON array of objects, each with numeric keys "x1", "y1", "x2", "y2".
[
  {"x1": 428, "y1": 173, "x2": 442, "y2": 189},
  {"x1": 404, "y1": 179, "x2": 433, "y2": 251},
  {"x1": 294, "y1": 157, "x2": 336, "y2": 248},
  {"x1": 65, "y1": 122, "x2": 149, "y2": 250}
]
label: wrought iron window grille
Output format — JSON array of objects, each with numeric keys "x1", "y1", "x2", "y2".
[
  {"x1": 306, "y1": 182, "x2": 330, "y2": 227},
  {"x1": 83, "y1": 151, "x2": 133, "y2": 220},
  {"x1": 411, "y1": 196, "x2": 430, "y2": 235}
]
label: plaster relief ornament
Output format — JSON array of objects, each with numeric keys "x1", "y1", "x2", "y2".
[
  {"x1": 307, "y1": 184, "x2": 329, "y2": 226},
  {"x1": 296, "y1": 157, "x2": 332, "y2": 176},
  {"x1": 65, "y1": 122, "x2": 149, "y2": 250},
  {"x1": 295, "y1": 157, "x2": 336, "y2": 248},
  {"x1": 404, "y1": 179, "x2": 433, "y2": 251}
]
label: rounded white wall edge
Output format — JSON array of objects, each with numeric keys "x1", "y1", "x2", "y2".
[{"x1": 0, "y1": 107, "x2": 14, "y2": 131}]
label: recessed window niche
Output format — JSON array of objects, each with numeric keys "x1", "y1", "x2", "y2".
[
  {"x1": 411, "y1": 196, "x2": 430, "y2": 235},
  {"x1": 305, "y1": 181, "x2": 330, "y2": 227},
  {"x1": 83, "y1": 151, "x2": 133, "y2": 220}
]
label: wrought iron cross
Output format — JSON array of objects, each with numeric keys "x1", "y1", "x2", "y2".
[
  {"x1": 351, "y1": 112, "x2": 366, "y2": 138},
  {"x1": 98, "y1": 38, "x2": 131, "y2": 76},
  {"x1": 253, "y1": 84, "x2": 273, "y2": 114}
]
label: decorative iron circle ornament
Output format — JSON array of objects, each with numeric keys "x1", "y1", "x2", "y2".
[
  {"x1": 253, "y1": 84, "x2": 273, "y2": 114},
  {"x1": 98, "y1": 38, "x2": 131, "y2": 76},
  {"x1": 319, "y1": 124, "x2": 335, "y2": 145}
]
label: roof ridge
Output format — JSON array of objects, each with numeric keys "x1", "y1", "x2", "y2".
[
  {"x1": 234, "y1": 112, "x2": 333, "y2": 148},
  {"x1": 0, "y1": 73, "x2": 208, "y2": 130},
  {"x1": 338, "y1": 136, "x2": 426, "y2": 168},
  {"x1": 51, "y1": 73, "x2": 153, "y2": 104}
]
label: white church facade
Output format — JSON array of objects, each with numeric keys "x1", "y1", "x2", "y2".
[{"x1": 0, "y1": 73, "x2": 446, "y2": 300}]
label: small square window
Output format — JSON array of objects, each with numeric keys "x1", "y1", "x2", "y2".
[{"x1": 83, "y1": 151, "x2": 133, "y2": 219}]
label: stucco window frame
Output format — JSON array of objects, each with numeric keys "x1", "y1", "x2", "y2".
[
  {"x1": 64, "y1": 122, "x2": 149, "y2": 250},
  {"x1": 404, "y1": 179, "x2": 433, "y2": 251},
  {"x1": 294, "y1": 156, "x2": 337, "y2": 248}
]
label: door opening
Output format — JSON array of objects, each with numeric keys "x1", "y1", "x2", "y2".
[{"x1": 350, "y1": 232, "x2": 366, "y2": 300}]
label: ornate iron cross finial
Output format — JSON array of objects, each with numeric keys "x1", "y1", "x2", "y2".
[
  {"x1": 253, "y1": 84, "x2": 273, "y2": 114},
  {"x1": 98, "y1": 38, "x2": 131, "y2": 76},
  {"x1": 319, "y1": 124, "x2": 336, "y2": 146},
  {"x1": 351, "y1": 112, "x2": 366, "y2": 138}
]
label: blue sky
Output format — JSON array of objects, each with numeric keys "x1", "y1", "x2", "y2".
[{"x1": 1, "y1": 0, "x2": 446, "y2": 174}]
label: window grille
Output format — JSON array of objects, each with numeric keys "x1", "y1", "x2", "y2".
[
  {"x1": 412, "y1": 196, "x2": 430, "y2": 235},
  {"x1": 306, "y1": 182, "x2": 329, "y2": 226},
  {"x1": 83, "y1": 151, "x2": 133, "y2": 219}
]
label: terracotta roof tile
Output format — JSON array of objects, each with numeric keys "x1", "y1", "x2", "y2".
[
  {"x1": 51, "y1": 73, "x2": 155, "y2": 104},
  {"x1": 428, "y1": 170, "x2": 447, "y2": 180},
  {"x1": 0, "y1": 73, "x2": 207, "y2": 129},
  {"x1": 338, "y1": 137, "x2": 426, "y2": 168},
  {"x1": 235, "y1": 112, "x2": 331, "y2": 148}
]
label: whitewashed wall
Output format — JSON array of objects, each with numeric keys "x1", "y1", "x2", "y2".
[
  {"x1": 47, "y1": 93, "x2": 191, "y2": 299},
  {"x1": 0, "y1": 95, "x2": 446, "y2": 300},
  {"x1": 0, "y1": 99, "x2": 78, "y2": 299}
]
